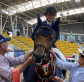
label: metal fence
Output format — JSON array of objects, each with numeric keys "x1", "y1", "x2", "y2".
[{"x1": 60, "y1": 29, "x2": 84, "y2": 34}]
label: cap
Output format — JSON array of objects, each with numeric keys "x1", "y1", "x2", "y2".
[
  {"x1": 45, "y1": 6, "x2": 57, "y2": 15},
  {"x1": 78, "y1": 48, "x2": 84, "y2": 55},
  {"x1": 0, "y1": 34, "x2": 11, "y2": 44}
]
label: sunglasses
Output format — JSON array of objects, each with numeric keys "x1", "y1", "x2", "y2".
[{"x1": 80, "y1": 53, "x2": 84, "y2": 58}]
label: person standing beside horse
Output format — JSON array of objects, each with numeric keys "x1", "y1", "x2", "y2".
[
  {"x1": 50, "y1": 48, "x2": 84, "y2": 82},
  {"x1": 0, "y1": 34, "x2": 34, "y2": 82},
  {"x1": 31, "y1": 6, "x2": 66, "y2": 79}
]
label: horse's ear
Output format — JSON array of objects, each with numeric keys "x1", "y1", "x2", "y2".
[
  {"x1": 51, "y1": 17, "x2": 60, "y2": 30},
  {"x1": 37, "y1": 13, "x2": 42, "y2": 26},
  {"x1": 37, "y1": 13, "x2": 51, "y2": 28}
]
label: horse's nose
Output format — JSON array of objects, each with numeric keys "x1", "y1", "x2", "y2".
[
  {"x1": 33, "y1": 52, "x2": 45, "y2": 63},
  {"x1": 34, "y1": 53, "x2": 45, "y2": 58},
  {"x1": 33, "y1": 52, "x2": 44, "y2": 58},
  {"x1": 33, "y1": 53, "x2": 41, "y2": 63}
]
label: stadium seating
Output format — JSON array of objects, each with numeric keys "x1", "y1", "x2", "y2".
[
  {"x1": 82, "y1": 42, "x2": 84, "y2": 47},
  {"x1": 0, "y1": 33, "x2": 80, "y2": 56},
  {"x1": 55, "y1": 41, "x2": 80, "y2": 57}
]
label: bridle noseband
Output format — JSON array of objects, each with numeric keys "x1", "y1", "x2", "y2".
[{"x1": 34, "y1": 44, "x2": 48, "y2": 55}]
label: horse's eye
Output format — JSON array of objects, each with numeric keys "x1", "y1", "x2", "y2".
[
  {"x1": 49, "y1": 37, "x2": 53, "y2": 41},
  {"x1": 35, "y1": 32, "x2": 39, "y2": 37}
]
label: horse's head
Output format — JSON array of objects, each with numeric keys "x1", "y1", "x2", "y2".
[
  {"x1": 33, "y1": 26, "x2": 56, "y2": 64},
  {"x1": 33, "y1": 13, "x2": 60, "y2": 64}
]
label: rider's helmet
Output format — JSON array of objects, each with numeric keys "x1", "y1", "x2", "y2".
[{"x1": 45, "y1": 6, "x2": 57, "y2": 15}]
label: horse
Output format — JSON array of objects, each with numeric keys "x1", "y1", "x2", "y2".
[
  {"x1": 33, "y1": 26, "x2": 56, "y2": 78},
  {"x1": 23, "y1": 14, "x2": 64, "y2": 82}
]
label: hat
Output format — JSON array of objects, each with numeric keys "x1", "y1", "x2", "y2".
[
  {"x1": 0, "y1": 34, "x2": 11, "y2": 44},
  {"x1": 78, "y1": 48, "x2": 84, "y2": 55},
  {"x1": 45, "y1": 6, "x2": 57, "y2": 15}
]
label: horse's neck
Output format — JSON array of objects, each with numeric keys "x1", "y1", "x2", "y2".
[
  {"x1": 35, "y1": 54, "x2": 54, "y2": 78},
  {"x1": 35, "y1": 63, "x2": 53, "y2": 78}
]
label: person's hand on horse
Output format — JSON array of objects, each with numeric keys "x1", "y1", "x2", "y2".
[
  {"x1": 19, "y1": 55, "x2": 34, "y2": 73},
  {"x1": 49, "y1": 47, "x2": 56, "y2": 56},
  {"x1": 24, "y1": 49, "x2": 34, "y2": 60},
  {"x1": 52, "y1": 76, "x2": 63, "y2": 82},
  {"x1": 28, "y1": 49, "x2": 34, "y2": 57},
  {"x1": 27, "y1": 55, "x2": 34, "y2": 64},
  {"x1": 49, "y1": 47, "x2": 58, "y2": 61}
]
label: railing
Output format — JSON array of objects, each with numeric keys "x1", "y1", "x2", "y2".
[{"x1": 60, "y1": 29, "x2": 84, "y2": 34}]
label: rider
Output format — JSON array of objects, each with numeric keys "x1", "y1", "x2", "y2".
[
  {"x1": 31, "y1": 6, "x2": 66, "y2": 79},
  {"x1": 31, "y1": 6, "x2": 58, "y2": 47}
]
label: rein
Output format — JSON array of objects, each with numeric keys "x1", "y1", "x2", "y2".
[{"x1": 34, "y1": 44, "x2": 48, "y2": 54}]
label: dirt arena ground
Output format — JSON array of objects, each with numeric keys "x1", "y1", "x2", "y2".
[
  {"x1": 65, "y1": 71, "x2": 70, "y2": 82},
  {"x1": 17, "y1": 65, "x2": 70, "y2": 82},
  {"x1": 20, "y1": 72, "x2": 24, "y2": 82}
]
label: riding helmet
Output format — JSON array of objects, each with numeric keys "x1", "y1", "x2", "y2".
[{"x1": 45, "y1": 6, "x2": 57, "y2": 15}]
